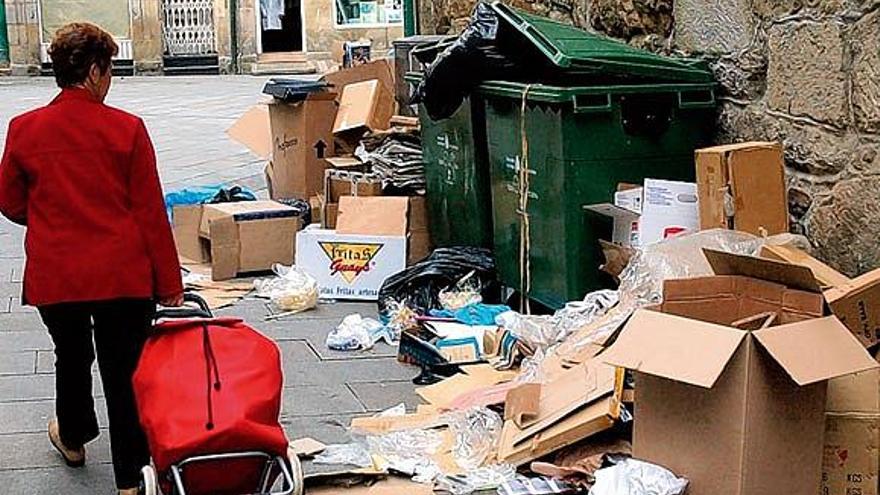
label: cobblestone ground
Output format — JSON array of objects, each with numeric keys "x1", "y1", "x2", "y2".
[{"x1": 0, "y1": 76, "x2": 420, "y2": 494}]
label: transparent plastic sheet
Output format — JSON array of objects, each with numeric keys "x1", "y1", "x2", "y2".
[
  {"x1": 253, "y1": 264, "x2": 318, "y2": 314},
  {"x1": 435, "y1": 464, "x2": 517, "y2": 495},
  {"x1": 448, "y1": 407, "x2": 503, "y2": 470},
  {"x1": 313, "y1": 443, "x2": 374, "y2": 468},
  {"x1": 326, "y1": 314, "x2": 393, "y2": 351},
  {"x1": 495, "y1": 290, "x2": 619, "y2": 351},
  {"x1": 589, "y1": 458, "x2": 688, "y2": 495},
  {"x1": 383, "y1": 299, "x2": 419, "y2": 337},
  {"x1": 365, "y1": 427, "x2": 444, "y2": 481},
  {"x1": 439, "y1": 271, "x2": 485, "y2": 311}
]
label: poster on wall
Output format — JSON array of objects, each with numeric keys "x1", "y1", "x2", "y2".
[{"x1": 40, "y1": 0, "x2": 132, "y2": 40}]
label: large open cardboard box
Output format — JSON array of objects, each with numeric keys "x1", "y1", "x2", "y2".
[
  {"x1": 603, "y1": 250, "x2": 879, "y2": 495},
  {"x1": 173, "y1": 200, "x2": 301, "y2": 281}
]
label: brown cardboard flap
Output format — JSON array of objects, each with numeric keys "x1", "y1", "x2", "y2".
[
  {"x1": 512, "y1": 361, "x2": 618, "y2": 445},
  {"x1": 505, "y1": 383, "x2": 541, "y2": 428},
  {"x1": 703, "y1": 248, "x2": 822, "y2": 293},
  {"x1": 602, "y1": 309, "x2": 746, "y2": 388},
  {"x1": 697, "y1": 141, "x2": 780, "y2": 153},
  {"x1": 826, "y1": 356, "x2": 880, "y2": 414},
  {"x1": 333, "y1": 80, "x2": 381, "y2": 134},
  {"x1": 208, "y1": 216, "x2": 240, "y2": 281},
  {"x1": 172, "y1": 205, "x2": 206, "y2": 263},
  {"x1": 760, "y1": 244, "x2": 851, "y2": 289},
  {"x1": 227, "y1": 104, "x2": 271, "y2": 159},
  {"x1": 336, "y1": 196, "x2": 409, "y2": 236},
  {"x1": 753, "y1": 317, "x2": 880, "y2": 386}
]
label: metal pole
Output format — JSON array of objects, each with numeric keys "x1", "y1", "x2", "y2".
[
  {"x1": 0, "y1": 0, "x2": 9, "y2": 64},
  {"x1": 403, "y1": 0, "x2": 416, "y2": 36}
]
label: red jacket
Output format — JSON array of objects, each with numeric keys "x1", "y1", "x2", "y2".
[{"x1": 0, "y1": 88, "x2": 183, "y2": 306}]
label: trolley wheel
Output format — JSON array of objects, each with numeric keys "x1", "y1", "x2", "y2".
[
  {"x1": 142, "y1": 465, "x2": 158, "y2": 495},
  {"x1": 287, "y1": 453, "x2": 304, "y2": 495}
]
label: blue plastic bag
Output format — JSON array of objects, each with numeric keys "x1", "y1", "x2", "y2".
[
  {"x1": 164, "y1": 185, "x2": 257, "y2": 218},
  {"x1": 430, "y1": 303, "x2": 511, "y2": 326}
]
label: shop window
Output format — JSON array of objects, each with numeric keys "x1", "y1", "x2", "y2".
[{"x1": 335, "y1": 0, "x2": 403, "y2": 27}]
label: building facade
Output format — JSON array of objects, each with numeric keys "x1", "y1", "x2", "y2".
[{"x1": 1, "y1": 0, "x2": 404, "y2": 75}]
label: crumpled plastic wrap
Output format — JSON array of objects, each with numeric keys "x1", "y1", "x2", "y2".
[
  {"x1": 253, "y1": 264, "x2": 318, "y2": 314},
  {"x1": 382, "y1": 299, "x2": 419, "y2": 336},
  {"x1": 326, "y1": 314, "x2": 394, "y2": 351},
  {"x1": 435, "y1": 464, "x2": 517, "y2": 495},
  {"x1": 313, "y1": 443, "x2": 374, "y2": 468},
  {"x1": 589, "y1": 458, "x2": 688, "y2": 495},
  {"x1": 448, "y1": 407, "x2": 503, "y2": 470},
  {"x1": 367, "y1": 427, "x2": 445, "y2": 481},
  {"x1": 439, "y1": 271, "x2": 484, "y2": 310},
  {"x1": 496, "y1": 290, "x2": 619, "y2": 351}
]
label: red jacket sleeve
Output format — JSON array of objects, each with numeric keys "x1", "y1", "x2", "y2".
[
  {"x1": 0, "y1": 121, "x2": 28, "y2": 226},
  {"x1": 129, "y1": 120, "x2": 183, "y2": 299}
]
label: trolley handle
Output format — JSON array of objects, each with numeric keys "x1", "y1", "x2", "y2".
[{"x1": 155, "y1": 292, "x2": 213, "y2": 321}]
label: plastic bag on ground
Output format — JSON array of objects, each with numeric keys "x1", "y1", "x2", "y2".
[
  {"x1": 378, "y1": 247, "x2": 499, "y2": 317},
  {"x1": 589, "y1": 458, "x2": 688, "y2": 495},
  {"x1": 164, "y1": 184, "x2": 256, "y2": 218},
  {"x1": 253, "y1": 264, "x2": 318, "y2": 314},
  {"x1": 313, "y1": 443, "x2": 374, "y2": 468},
  {"x1": 326, "y1": 314, "x2": 391, "y2": 351},
  {"x1": 435, "y1": 464, "x2": 517, "y2": 495}
]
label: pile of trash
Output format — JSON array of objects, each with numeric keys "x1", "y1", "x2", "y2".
[{"x1": 300, "y1": 226, "x2": 880, "y2": 495}]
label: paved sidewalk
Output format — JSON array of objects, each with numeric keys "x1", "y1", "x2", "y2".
[{"x1": 0, "y1": 76, "x2": 420, "y2": 494}]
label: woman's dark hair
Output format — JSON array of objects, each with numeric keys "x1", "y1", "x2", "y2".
[{"x1": 48, "y1": 23, "x2": 118, "y2": 88}]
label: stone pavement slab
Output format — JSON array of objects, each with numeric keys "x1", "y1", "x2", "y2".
[{"x1": 0, "y1": 76, "x2": 423, "y2": 494}]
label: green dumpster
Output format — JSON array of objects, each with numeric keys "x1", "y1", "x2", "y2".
[
  {"x1": 0, "y1": 0, "x2": 9, "y2": 65},
  {"x1": 408, "y1": 72, "x2": 495, "y2": 249},
  {"x1": 482, "y1": 4, "x2": 717, "y2": 309}
]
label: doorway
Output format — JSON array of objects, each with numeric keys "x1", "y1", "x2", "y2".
[{"x1": 260, "y1": 0, "x2": 304, "y2": 53}]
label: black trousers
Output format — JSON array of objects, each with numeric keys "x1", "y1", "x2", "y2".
[{"x1": 38, "y1": 299, "x2": 155, "y2": 490}]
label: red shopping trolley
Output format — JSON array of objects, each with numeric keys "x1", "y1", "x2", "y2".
[{"x1": 134, "y1": 294, "x2": 303, "y2": 495}]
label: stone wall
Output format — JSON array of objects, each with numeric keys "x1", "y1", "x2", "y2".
[
  {"x1": 4, "y1": 0, "x2": 40, "y2": 75},
  {"x1": 417, "y1": 0, "x2": 880, "y2": 277}
]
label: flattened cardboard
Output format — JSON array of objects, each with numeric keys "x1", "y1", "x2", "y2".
[
  {"x1": 760, "y1": 244, "x2": 851, "y2": 289},
  {"x1": 825, "y1": 268, "x2": 880, "y2": 349},
  {"x1": 227, "y1": 104, "x2": 271, "y2": 159},
  {"x1": 821, "y1": 414, "x2": 880, "y2": 495},
  {"x1": 416, "y1": 365, "x2": 517, "y2": 408},
  {"x1": 601, "y1": 309, "x2": 745, "y2": 389},
  {"x1": 695, "y1": 141, "x2": 788, "y2": 235},
  {"x1": 336, "y1": 196, "x2": 410, "y2": 237},
  {"x1": 333, "y1": 80, "x2": 394, "y2": 134},
  {"x1": 267, "y1": 93, "x2": 337, "y2": 200},
  {"x1": 289, "y1": 437, "x2": 327, "y2": 458}
]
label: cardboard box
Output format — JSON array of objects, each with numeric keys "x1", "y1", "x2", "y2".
[
  {"x1": 822, "y1": 350, "x2": 880, "y2": 495},
  {"x1": 173, "y1": 201, "x2": 302, "y2": 281},
  {"x1": 333, "y1": 79, "x2": 395, "y2": 135},
  {"x1": 585, "y1": 179, "x2": 699, "y2": 248},
  {"x1": 695, "y1": 142, "x2": 788, "y2": 236},
  {"x1": 266, "y1": 94, "x2": 338, "y2": 200},
  {"x1": 822, "y1": 414, "x2": 880, "y2": 495},
  {"x1": 825, "y1": 269, "x2": 880, "y2": 349},
  {"x1": 323, "y1": 59, "x2": 395, "y2": 108},
  {"x1": 295, "y1": 225, "x2": 406, "y2": 301},
  {"x1": 325, "y1": 169, "x2": 383, "y2": 204},
  {"x1": 603, "y1": 250, "x2": 879, "y2": 495}
]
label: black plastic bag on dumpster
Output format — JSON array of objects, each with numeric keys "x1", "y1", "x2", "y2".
[
  {"x1": 412, "y1": 2, "x2": 520, "y2": 120},
  {"x1": 378, "y1": 247, "x2": 499, "y2": 316}
]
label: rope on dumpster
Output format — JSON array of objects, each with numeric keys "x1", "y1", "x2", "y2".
[{"x1": 518, "y1": 85, "x2": 534, "y2": 315}]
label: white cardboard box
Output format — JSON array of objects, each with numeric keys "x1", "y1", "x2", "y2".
[
  {"x1": 585, "y1": 179, "x2": 699, "y2": 248},
  {"x1": 295, "y1": 225, "x2": 407, "y2": 301}
]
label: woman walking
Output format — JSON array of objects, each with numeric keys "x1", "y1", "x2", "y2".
[{"x1": 0, "y1": 23, "x2": 183, "y2": 494}]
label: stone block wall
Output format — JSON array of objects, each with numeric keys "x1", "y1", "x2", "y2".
[{"x1": 417, "y1": 0, "x2": 880, "y2": 277}]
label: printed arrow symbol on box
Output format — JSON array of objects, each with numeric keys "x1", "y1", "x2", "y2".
[{"x1": 314, "y1": 140, "x2": 327, "y2": 159}]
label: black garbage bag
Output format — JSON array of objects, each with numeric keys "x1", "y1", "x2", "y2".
[
  {"x1": 378, "y1": 247, "x2": 500, "y2": 316},
  {"x1": 413, "y1": 2, "x2": 521, "y2": 120}
]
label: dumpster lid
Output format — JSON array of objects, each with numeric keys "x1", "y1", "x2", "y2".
[{"x1": 491, "y1": 1, "x2": 712, "y2": 83}]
